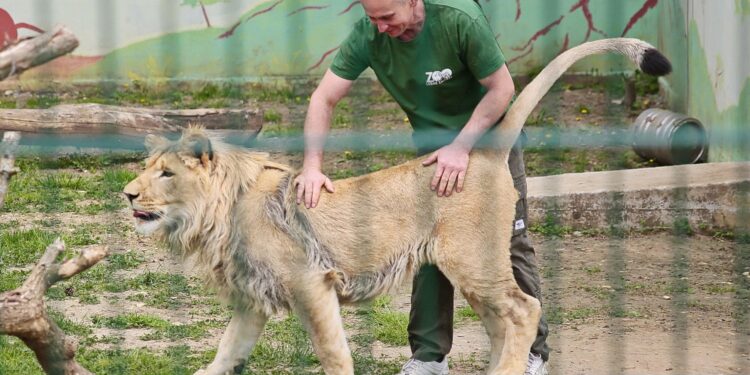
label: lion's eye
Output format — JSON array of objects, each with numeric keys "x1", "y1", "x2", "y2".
[{"x1": 160, "y1": 170, "x2": 174, "y2": 178}]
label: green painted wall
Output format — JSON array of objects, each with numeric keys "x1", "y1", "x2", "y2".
[
  {"x1": 11, "y1": 0, "x2": 664, "y2": 81},
  {"x1": 659, "y1": 0, "x2": 750, "y2": 162}
]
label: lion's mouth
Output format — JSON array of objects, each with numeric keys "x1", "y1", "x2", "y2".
[{"x1": 133, "y1": 210, "x2": 161, "y2": 222}]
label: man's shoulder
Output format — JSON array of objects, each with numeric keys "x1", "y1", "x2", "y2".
[
  {"x1": 347, "y1": 17, "x2": 375, "y2": 40},
  {"x1": 426, "y1": 0, "x2": 484, "y2": 20}
]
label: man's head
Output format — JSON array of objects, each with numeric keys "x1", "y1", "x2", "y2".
[{"x1": 360, "y1": 0, "x2": 424, "y2": 41}]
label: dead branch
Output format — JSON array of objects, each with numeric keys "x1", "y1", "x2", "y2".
[
  {"x1": 0, "y1": 131, "x2": 20, "y2": 207},
  {"x1": 0, "y1": 240, "x2": 107, "y2": 375},
  {"x1": 0, "y1": 25, "x2": 79, "y2": 79}
]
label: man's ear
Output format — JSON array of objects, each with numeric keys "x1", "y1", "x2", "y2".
[{"x1": 144, "y1": 134, "x2": 169, "y2": 154}]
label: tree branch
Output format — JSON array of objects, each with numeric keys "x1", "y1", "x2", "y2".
[{"x1": 0, "y1": 25, "x2": 79, "y2": 79}]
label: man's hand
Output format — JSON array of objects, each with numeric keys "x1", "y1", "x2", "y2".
[
  {"x1": 421, "y1": 142, "x2": 471, "y2": 197},
  {"x1": 294, "y1": 168, "x2": 335, "y2": 209}
]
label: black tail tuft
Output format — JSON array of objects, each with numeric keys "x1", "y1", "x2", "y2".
[{"x1": 641, "y1": 48, "x2": 672, "y2": 76}]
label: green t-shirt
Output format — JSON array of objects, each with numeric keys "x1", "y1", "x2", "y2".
[{"x1": 330, "y1": 0, "x2": 506, "y2": 149}]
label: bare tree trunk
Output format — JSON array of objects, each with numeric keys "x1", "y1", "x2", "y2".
[
  {"x1": 0, "y1": 131, "x2": 20, "y2": 208},
  {"x1": 0, "y1": 103, "x2": 262, "y2": 137},
  {"x1": 200, "y1": 1, "x2": 212, "y2": 28},
  {"x1": 0, "y1": 25, "x2": 79, "y2": 79}
]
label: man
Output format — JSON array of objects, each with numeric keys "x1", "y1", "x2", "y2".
[{"x1": 294, "y1": 0, "x2": 549, "y2": 374}]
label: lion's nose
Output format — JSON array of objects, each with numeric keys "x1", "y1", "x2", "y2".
[{"x1": 124, "y1": 192, "x2": 139, "y2": 203}]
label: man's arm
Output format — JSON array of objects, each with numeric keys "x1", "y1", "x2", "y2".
[
  {"x1": 295, "y1": 69, "x2": 355, "y2": 208},
  {"x1": 422, "y1": 63, "x2": 515, "y2": 196}
]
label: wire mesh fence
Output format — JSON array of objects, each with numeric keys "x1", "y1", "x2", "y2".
[{"x1": 0, "y1": 0, "x2": 749, "y2": 374}]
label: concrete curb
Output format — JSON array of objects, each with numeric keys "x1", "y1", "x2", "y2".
[{"x1": 527, "y1": 162, "x2": 750, "y2": 231}]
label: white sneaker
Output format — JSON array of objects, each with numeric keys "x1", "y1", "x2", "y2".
[
  {"x1": 396, "y1": 357, "x2": 449, "y2": 375},
  {"x1": 525, "y1": 352, "x2": 548, "y2": 375}
]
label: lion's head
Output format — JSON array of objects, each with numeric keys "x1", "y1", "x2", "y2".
[
  {"x1": 123, "y1": 128, "x2": 285, "y2": 240},
  {"x1": 124, "y1": 128, "x2": 296, "y2": 313},
  {"x1": 123, "y1": 129, "x2": 217, "y2": 236}
]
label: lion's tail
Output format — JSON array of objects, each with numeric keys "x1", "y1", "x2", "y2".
[{"x1": 496, "y1": 38, "x2": 672, "y2": 160}]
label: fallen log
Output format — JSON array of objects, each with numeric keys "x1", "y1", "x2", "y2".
[
  {"x1": 0, "y1": 103, "x2": 263, "y2": 135},
  {"x1": 0, "y1": 25, "x2": 79, "y2": 79},
  {"x1": 0, "y1": 103, "x2": 264, "y2": 149}
]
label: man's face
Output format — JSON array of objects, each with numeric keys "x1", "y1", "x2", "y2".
[{"x1": 361, "y1": 0, "x2": 416, "y2": 39}]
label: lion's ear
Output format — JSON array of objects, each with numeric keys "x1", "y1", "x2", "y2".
[
  {"x1": 181, "y1": 134, "x2": 214, "y2": 168},
  {"x1": 144, "y1": 134, "x2": 169, "y2": 154}
]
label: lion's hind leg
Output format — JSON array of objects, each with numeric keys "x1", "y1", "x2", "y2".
[
  {"x1": 438, "y1": 239, "x2": 540, "y2": 375},
  {"x1": 291, "y1": 271, "x2": 354, "y2": 375},
  {"x1": 461, "y1": 285, "x2": 540, "y2": 375}
]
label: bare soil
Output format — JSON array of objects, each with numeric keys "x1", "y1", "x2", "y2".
[{"x1": 375, "y1": 232, "x2": 750, "y2": 374}]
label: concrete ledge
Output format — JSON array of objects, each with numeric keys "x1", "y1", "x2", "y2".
[{"x1": 527, "y1": 162, "x2": 750, "y2": 231}]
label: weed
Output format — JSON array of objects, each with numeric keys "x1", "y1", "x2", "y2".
[
  {"x1": 248, "y1": 316, "x2": 319, "y2": 372},
  {"x1": 355, "y1": 296, "x2": 409, "y2": 346},
  {"x1": 703, "y1": 282, "x2": 736, "y2": 294},
  {"x1": 584, "y1": 266, "x2": 602, "y2": 275},
  {"x1": 26, "y1": 94, "x2": 61, "y2": 109},
  {"x1": 609, "y1": 308, "x2": 645, "y2": 319},
  {"x1": 672, "y1": 217, "x2": 693, "y2": 237},
  {"x1": 140, "y1": 320, "x2": 223, "y2": 341},
  {"x1": 634, "y1": 70, "x2": 660, "y2": 96},
  {"x1": 107, "y1": 251, "x2": 146, "y2": 270},
  {"x1": 92, "y1": 313, "x2": 170, "y2": 330},
  {"x1": 582, "y1": 285, "x2": 613, "y2": 300},
  {"x1": 48, "y1": 309, "x2": 93, "y2": 336},
  {"x1": 263, "y1": 109, "x2": 282, "y2": 123},
  {"x1": 78, "y1": 345, "x2": 210, "y2": 375},
  {"x1": 0, "y1": 228, "x2": 57, "y2": 267},
  {"x1": 0, "y1": 270, "x2": 29, "y2": 293},
  {"x1": 530, "y1": 214, "x2": 571, "y2": 238},
  {"x1": 0, "y1": 336, "x2": 43, "y2": 374},
  {"x1": 455, "y1": 305, "x2": 480, "y2": 321},
  {"x1": 545, "y1": 306, "x2": 599, "y2": 324},
  {"x1": 123, "y1": 272, "x2": 193, "y2": 309}
]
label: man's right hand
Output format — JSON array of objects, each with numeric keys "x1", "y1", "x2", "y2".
[{"x1": 294, "y1": 168, "x2": 335, "y2": 209}]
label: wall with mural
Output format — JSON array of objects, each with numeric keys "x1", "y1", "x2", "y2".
[
  {"x1": 2, "y1": 0, "x2": 747, "y2": 161},
  {"x1": 0, "y1": 0, "x2": 662, "y2": 81},
  {"x1": 659, "y1": 0, "x2": 750, "y2": 162}
]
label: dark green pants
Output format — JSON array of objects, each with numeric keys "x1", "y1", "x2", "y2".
[{"x1": 409, "y1": 142, "x2": 550, "y2": 362}]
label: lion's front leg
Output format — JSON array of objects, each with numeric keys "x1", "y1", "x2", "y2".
[
  {"x1": 292, "y1": 274, "x2": 354, "y2": 375},
  {"x1": 195, "y1": 308, "x2": 268, "y2": 375}
]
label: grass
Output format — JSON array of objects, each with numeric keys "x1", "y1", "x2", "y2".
[
  {"x1": 2, "y1": 167, "x2": 135, "y2": 214},
  {"x1": 78, "y1": 345, "x2": 213, "y2": 375},
  {"x1": 354, "y1": 296, "x2": 410, "y2": 347},
  {"x1": 0, "y1": 228, "x2": 58, "y2": 267},
  {"x1": 529, "y1": 214, "x2": 572, "y2": 238},
  {"x1": 455, "y1": 305, "x2": 481, "y2": 321},
  {"x1": 0, "y1": 270, "x2": 29, "y2": 292},
  {"x1": 92, "y1": 313, "x2": 170, "y2": 330}
]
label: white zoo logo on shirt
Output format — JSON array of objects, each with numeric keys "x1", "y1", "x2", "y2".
[{"x1": 425, "y1": 68, "x2": 453, "y2": 86}]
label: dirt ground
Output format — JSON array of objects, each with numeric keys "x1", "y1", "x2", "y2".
[{"x1": 376, "y1": 232, "x2": 750, "y2": 375}]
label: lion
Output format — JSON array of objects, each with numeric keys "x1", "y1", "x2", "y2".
[{"x1": 123, "y1": 38, "x2": 671, "y2": 375}]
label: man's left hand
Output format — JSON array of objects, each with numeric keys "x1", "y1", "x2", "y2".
[{"x1": 421, "y1": 142, "x2": 470, "y2": 197}]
